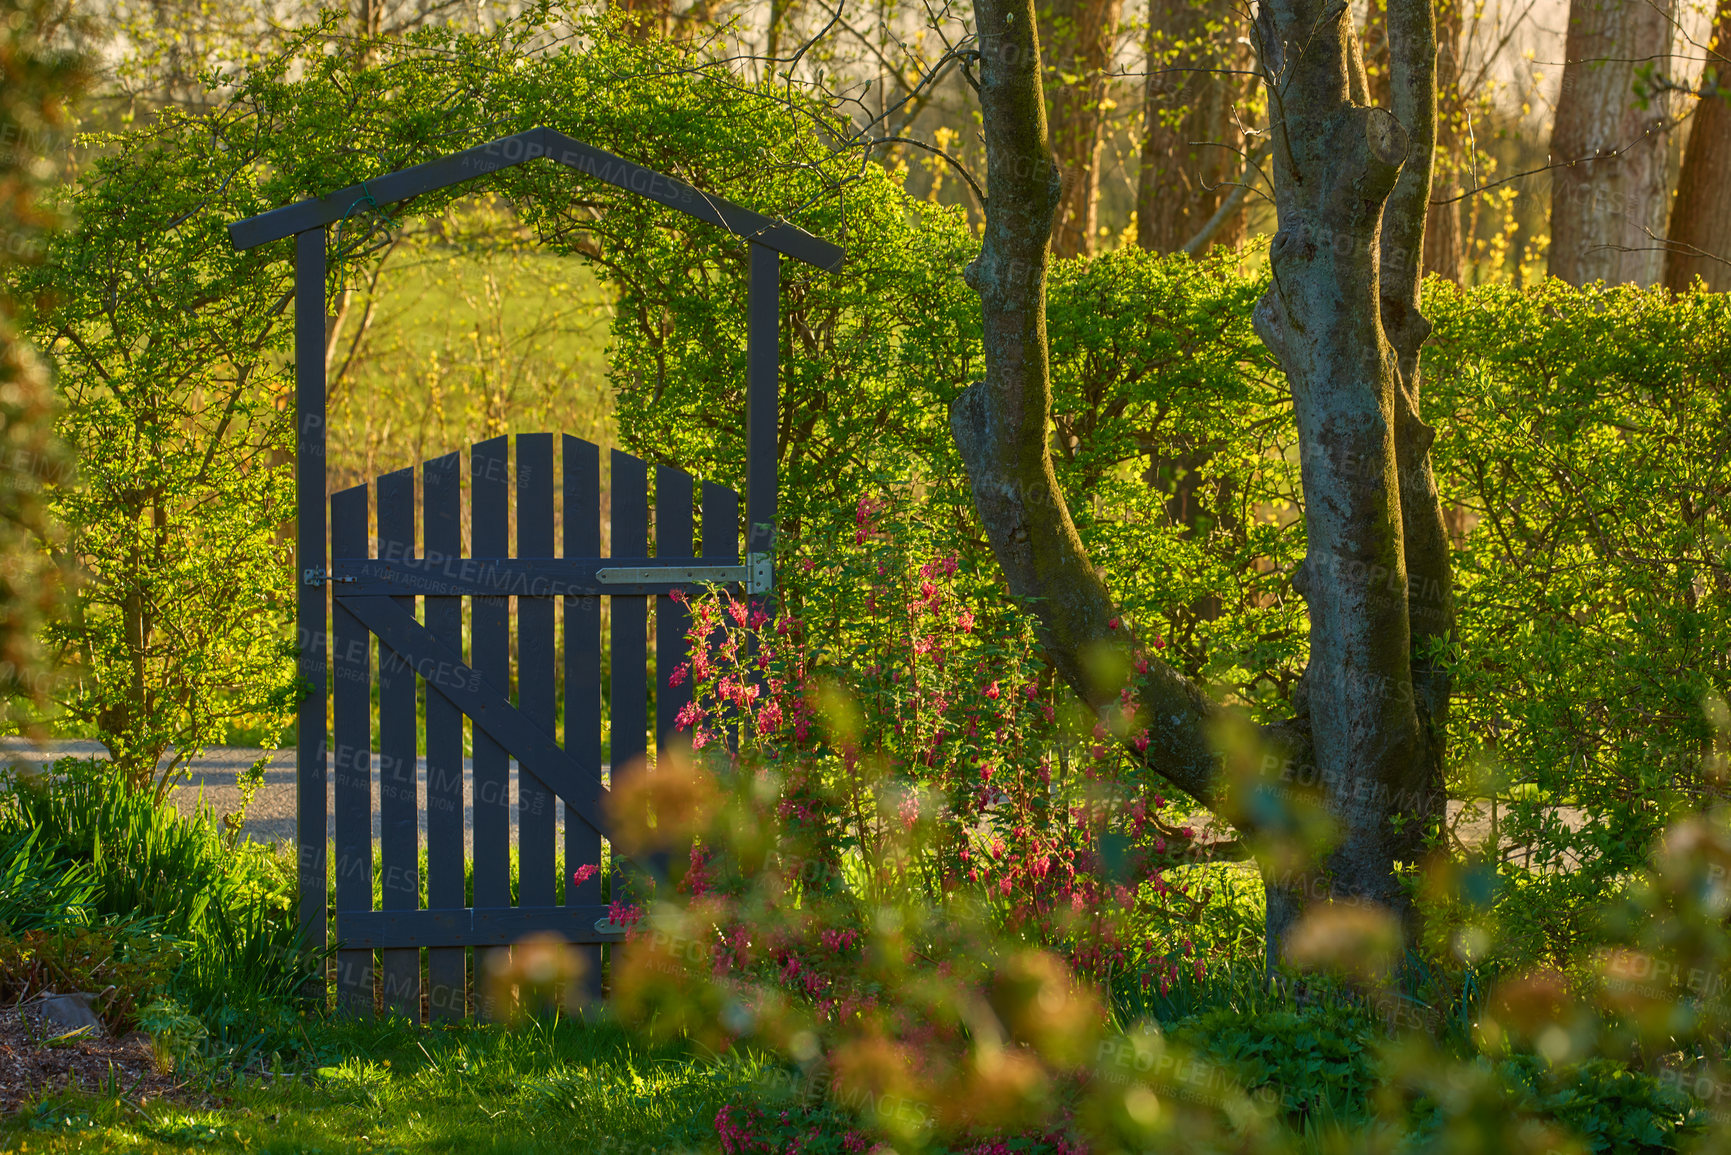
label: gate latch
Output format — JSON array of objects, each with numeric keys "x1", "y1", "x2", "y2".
[{"x1": 301, "y1": 568, "x2": 357, "y2": 587}]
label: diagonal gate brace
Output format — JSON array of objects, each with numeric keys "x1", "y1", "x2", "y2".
[{"x1": 339, "y1": 595, "x2": 608, "y2": 837}]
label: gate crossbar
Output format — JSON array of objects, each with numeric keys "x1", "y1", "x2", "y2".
[
  {"x1": 337, "y1": 905, "x2": 624, "y2": 949},
  {"x1": 320, "y1": 553, "x2": 772, "y2": 597}
]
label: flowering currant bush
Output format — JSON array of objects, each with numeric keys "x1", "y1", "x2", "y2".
[
  {"x1": 604, "y1": 487, "x2": 1280, "y2": 1149},
  {"x1": 661, "y1": 490, "x2": 1223, "y2": 989}
]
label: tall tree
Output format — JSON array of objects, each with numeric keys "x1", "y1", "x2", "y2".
[
  {"x1": 1040, "y1": 0, "x2": 1124, "y2": 257},
  {"x1": 1135, "y1": 0, "x2": 1254, "y2": 254},
  {"x1": 1423, "y1": 0, "x2": 1466, "y2": 283},
  {"x1": 953, "y1": 0, "x2": 1450, "y2": 952},
  {"x1": 1665, "y1": 0, "x2": 1731, "y2": 293},
  {"x1": 1549, "y1": 0, "x2": 1676, "y2": 287},
  {"x1": 618, "y1": 0, "x2": 674, "y2": 40},
  {"x1": 1363, "y1": 0, "x2": 1469, "y2": 282}
]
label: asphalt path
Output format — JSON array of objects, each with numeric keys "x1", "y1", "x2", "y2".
[
  {"x1": 0, "y1": 740, "x2": 577, "y2": 856},
  {"x1": 1, "y1": 740, "x2": 1585, "y2": 866}
]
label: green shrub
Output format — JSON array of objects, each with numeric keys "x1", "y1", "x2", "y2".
[
  {"x1": 1424, "y1": 280, "x2": 1731, "y2": 960},
  {"x1": 0, "y1": 827, "x2": 97, "y2": 933},
  {"x1": 0, "y1": 760, "x2": 316, "y2": 1062},
  {"x1": 0, "y1": 923, "x2": 182, "y2": 1031},
  {"x1": 1502, "y1": 1055, "x2": 1701, "y2": 1153},
  {"x1": 1172, "y1": 1004, "x2": 1377, "y2": 1126}
]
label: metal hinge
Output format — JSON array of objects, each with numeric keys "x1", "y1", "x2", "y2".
[
  {"x1": 593, "y1": 917, "x2": 630, "y2": 936},
  {"x1": 301, "y1": 568, "x2": 356, "y2": 587},
  {"x1": 593, "y1": 553, "x2": 774, "y2": 595},
  {"x1": 746, "y1": 551, "x2": 773, "y2": 595}
]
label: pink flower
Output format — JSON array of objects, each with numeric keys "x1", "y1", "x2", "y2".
[
  {"x1": 674, "y1": 700, "x2": 705, "y2": 731},
  {"x1": 757, "y1": 699, "x2": 784, "y2": 734},
  {"x1": 727, "y1": 598, "x2": 749, "y2": 626},
  {"x1": 1154, "y1": 634, "x2": 1166, "y2": 649},
  {"x1": 957, "y1": 608, "x2": 976, "y2": 632},
  {"x1": 669, "y1": 587, "x2": 686, "y2": 604},
  {"x1": 984, "y1": 681, "x2": 1001, "y2": 701},
  {"x1": 571, "y1": 864, "x2": 599, "y2": 885},
  {"x1": 1107, "y1": 616, "x2": 1120, "y2": 630},
  {"x1": 1132, "y1": 730, "x2": 1150, "y2": 753},
  {"x1": 667, "y1": 662, "x2": 690, "y2": 688}
]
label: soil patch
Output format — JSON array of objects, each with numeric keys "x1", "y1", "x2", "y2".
[{"x1": 0, "y1": 1005, "x2": 184, "y2": 1113}]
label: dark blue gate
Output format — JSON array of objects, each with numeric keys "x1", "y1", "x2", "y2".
[{"x1": 227, "y1": 127, "x2": 842, "y2": 1021}]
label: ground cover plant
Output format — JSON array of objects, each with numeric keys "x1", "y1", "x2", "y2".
[{"x1": 4, "y1": 1, "x2": 1731, "y2": 1152}]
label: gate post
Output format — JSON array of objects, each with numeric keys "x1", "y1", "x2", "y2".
[
  {"x1": 295, "y1": 227, "x2": 328, "y2": 960},
  {"x1": 746, "y1": 241, "x2": 779, "y2": 586}
]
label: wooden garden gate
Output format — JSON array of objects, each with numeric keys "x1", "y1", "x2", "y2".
[{"x1": 227, "y1": 127, "x2": 843, "y2": 1021}]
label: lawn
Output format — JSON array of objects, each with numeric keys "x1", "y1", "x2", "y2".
[{"x1": 4, "y1": 1014, "x2": 764, "y2": 1154}]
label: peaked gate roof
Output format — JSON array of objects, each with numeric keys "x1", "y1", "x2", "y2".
[{"x1": 227, "y1": 125, "x2": 845, "y2": 271}]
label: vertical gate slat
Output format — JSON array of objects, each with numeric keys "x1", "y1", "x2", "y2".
[
  {"x1": 611, "y1": 450, "x2": 650, "y2": 870},
  {"x1": 331, "y1": 484, "x2": 373, "y2": 1018},
  {"x1": 516, "y1": 434, "x2": 556, "y2": 910},
  {"x1": 422, "y1": 452, "x2": 465, "y2": 1021},
  {"x1": 375, "y1": 468, "x2": 420, "y2": 1019},
  {"x1": 700, "y1": 482, "x2": 739, "y2": 569},
  {"x1": 471, "y1": 436, "x2": 512, "y2": 1016},
  {"x1": 656, "y1": 467, "x2": 694, "y2": 757},
  {"x1": 562, "y1": 436, "x2": 604, "y2": 1000}
]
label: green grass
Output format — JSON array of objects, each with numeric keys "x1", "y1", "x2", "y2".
[{"x1": 4, "y1": 1013, "x2": 770, "y2": 1154}]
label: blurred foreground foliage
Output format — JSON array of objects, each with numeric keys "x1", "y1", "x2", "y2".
[
  {"x1": 604, "y1": 618, "x2": 1731, "y2": 1150},
  {"x1": 5, "y1": 3, "x2": 1731, "y2": 1150}
]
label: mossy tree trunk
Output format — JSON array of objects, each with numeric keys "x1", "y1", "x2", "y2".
[{"x1": 954, "y1": 0, "x2": 1453, "y2": 959}]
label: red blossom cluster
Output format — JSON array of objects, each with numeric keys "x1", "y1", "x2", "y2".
[{"x1": 656, "y1": 490, "x2": 1217, "y2": 1001}]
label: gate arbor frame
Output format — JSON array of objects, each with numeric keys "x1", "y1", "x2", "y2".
[{"x1": 228, "y1": 127, "x2": 844, "y2": 998}]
